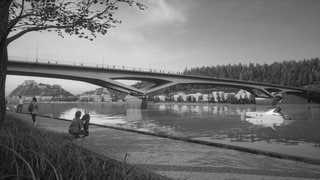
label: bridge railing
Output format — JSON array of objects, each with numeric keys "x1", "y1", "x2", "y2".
[{"x1": 8, "y1": 56, "x2": 183, "y2": 75}]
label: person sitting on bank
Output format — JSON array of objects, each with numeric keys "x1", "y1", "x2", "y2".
[
  {"x1": 68, "y1": 111, "x2": 87, "y2": 138},
  {"x1": 81, "y1": 110, "x2": 90, "y2": 137}
]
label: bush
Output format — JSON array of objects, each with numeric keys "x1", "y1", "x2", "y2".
[{"x1": 0, "y1": 116, "x2": 168, "y2": 180}]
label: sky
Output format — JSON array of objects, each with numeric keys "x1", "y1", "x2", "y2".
[{"x1": 6, "y1": 0, "x2": 320, "y2": 95}]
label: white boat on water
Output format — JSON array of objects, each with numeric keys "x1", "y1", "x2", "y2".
[{"x1": 245, "y1": 108, "x2": 293, "y2": 129}]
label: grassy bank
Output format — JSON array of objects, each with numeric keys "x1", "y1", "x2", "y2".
[{"x1": 0, "y1": 116, "x2": 168, "y2": 180}]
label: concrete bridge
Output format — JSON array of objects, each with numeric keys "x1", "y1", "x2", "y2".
[{"x1": 7, "y1": 59, "x2": 314, "y2": 104}]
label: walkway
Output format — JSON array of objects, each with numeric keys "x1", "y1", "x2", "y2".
[{"x1": 8, "y1": 112, "x2": 320, "y2": 180}]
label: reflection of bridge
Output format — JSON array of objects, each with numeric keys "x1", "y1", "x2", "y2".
[{"x1": 7, "y1": 59, "x2": 312, "y2": 101}]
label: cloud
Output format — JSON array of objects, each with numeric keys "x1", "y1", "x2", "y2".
[
  {"x1": 141, "y1": 0, "x2": 187, "y2": 25},
  {"x1": 105, "y1": 0, "x2": 190, "y2": 55}
]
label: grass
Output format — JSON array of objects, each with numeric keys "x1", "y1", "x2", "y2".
[{"x1": 0, "y1": 116, "x2": 169, "y2": 180}]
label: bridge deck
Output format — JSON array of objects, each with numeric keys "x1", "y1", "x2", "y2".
[{"x1": 8, "y1": 59, "x2": 309, "y2": 99}]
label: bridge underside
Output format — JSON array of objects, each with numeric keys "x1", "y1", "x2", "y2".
[
  {"x1": 109, "y1": 76, "x2": 305, "y2": 98},
  {"x1": 9, "y1": 71, "x2": 302, "y2": 98},
  {"x1": 7, "y1": 61, "x2": 315, "y2": 103}
]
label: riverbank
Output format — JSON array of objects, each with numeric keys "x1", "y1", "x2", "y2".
[
  {"x1": 3, "y1": 112, "x2": 320, "y2": 180},
  {"x1": 6, "y1": 102, "x2": 320, "y2": 164},
  {"x1": 0, "y1": 114, "x2": 169, "y2": 180}
]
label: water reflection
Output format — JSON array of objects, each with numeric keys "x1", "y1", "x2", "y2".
[
  {"x1": 20, "y1": 102, "x2": 320, "y2": 150},
  {"x1": 60, "y1": 107, "x2": 127, "y2": 125},
  {"x1": 157, "y1": 104, "x2": 255, "y2": 116},
  {"x1": 150, "y1": 104, "x2": 320, "y2": 149}
]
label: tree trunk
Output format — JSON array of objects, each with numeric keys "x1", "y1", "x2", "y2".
[
  {"x1": 0, "y1": 1, "x2": 10, "y2": 126},
  {"x1": 0, "y1": 42, "x2": 8, "y2": 126}
]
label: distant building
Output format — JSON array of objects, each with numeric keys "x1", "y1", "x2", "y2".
[
  {"x1": 52, "y1": 84, "x2": 61, "y2": 89},
  {"x1": 158, "y1": 95, "x2": 167, "y2": 102},
  {"x1": 212, "y1": 91, "x2": 218, "y2": 102},
  {"x1": 173, "y1": 92, "x2": 187, "y2": 102},
  {"x1": 79, "y1": 95, "x2": 91, "y2": 102},
  {"x1": 24, "y1": 96, "x2": 33, "y2": 102},
  {"x1": 24, "y1": 80, "x2": 36, "y2": 85},
  {"x1": 38, "y1": 85, "x2": 47, "y2": 89},
  {"x1": 101, "y1": 94, "x2": 112, "y2": 102},
  {"x1": 202, "y1": 94, "x2": 209, "y2": 102},
  {"x1": 102, "y1": 88, "x2": 109, "y2": 94},
  {"x1": 79, "y1": 93, "x2": 111, "y2": 102},
  {"x1": 235, "y1": 89, "x2": 251, "y2": 100},
  {"x1": 78, "y1": 87, "x2": 112, "y2": 102},
  {"x1": 187, "y1": 93, "x2": 202, "y2": 102},
  {"x1": 41, "y1": 96, "x2": 53, "y2": 101},
  {"x1": 218, "y1": 91, "x2": 225, "y2": 102}
]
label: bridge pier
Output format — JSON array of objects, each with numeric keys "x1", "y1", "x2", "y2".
[
  {"x1": 141, "y1": 96, "x2": 148, "y2": 109},
  {"x1": 125, "y1": 95, "x2": 148, "y2": 109}
]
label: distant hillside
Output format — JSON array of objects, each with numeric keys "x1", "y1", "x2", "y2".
[
  {"x1": 9, "y1": 80, "x2": 74, "y2": 97},
  {"x1": 80, "y1": 87, "x2": 109, "y2": 96}
]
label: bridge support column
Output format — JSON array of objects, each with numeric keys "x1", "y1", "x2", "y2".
[
  {"x1": 125, "y1": 95, "x2": 148, "y2": 109},
  {"x1": 141, "y1": 96, "x2": 148, "y2": 109}
]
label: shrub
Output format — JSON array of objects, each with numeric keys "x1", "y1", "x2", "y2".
[{"x1": 0, "y1": 116, "x2": 167, "y2": 180}]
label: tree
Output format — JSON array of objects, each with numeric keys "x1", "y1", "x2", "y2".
[{"x1": 0, "y1": 0, "x2": 146, "y2": 124}]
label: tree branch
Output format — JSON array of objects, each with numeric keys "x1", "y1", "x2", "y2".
[
  {"x1": 85, "y1": 6, "x2": 111, "y2": 21},
  {"x1": 19, "y1": 0, "x2": 25, "y2": 17},
  {"x1": 7, "y1": 12, "x2": 40, "y2": 32},
  {"x1": 6, "y1": 24, "x2": 73, "y2": 45}
]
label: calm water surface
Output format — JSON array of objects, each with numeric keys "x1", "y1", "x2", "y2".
[{"x1": 14, "y1": 102, "x2": 320, "y2": 158}]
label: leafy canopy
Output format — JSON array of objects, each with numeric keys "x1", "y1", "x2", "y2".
[{"x1": 6, "y1": 0, "x2": 146, "y2": 44}]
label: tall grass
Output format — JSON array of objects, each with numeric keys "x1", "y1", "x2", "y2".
[{"x1": 0, "y1": 116, "x2": 168, "y2": 180}]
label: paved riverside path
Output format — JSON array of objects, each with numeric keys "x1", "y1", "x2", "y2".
[{"x1": 8, "y1": 112, "x2": 320, "y2": 180}]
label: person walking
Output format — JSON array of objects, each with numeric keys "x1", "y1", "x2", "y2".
[
  {"x1": 81, "y1": 110, "x2": 90, "y2": 137},
  {"x1": 28, "y1": 97, "x2": 38, "y2": 126},
  {"x1": 16, "y1": 95, "x2": 23, "y2": 113},
  {"x1": 69, "y1": 111, "x2": 87, "y2": 139}
]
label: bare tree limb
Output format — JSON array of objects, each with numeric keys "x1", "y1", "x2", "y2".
[
  {"x1": 8, "y1": 12, "x2": 39, "y2": 31},
  {"x1": 7, "y1": 24, "x2": 73, "y2": 45},
  {"x1": 19, "y1": 0, "x2": 25, "y2": 17}
]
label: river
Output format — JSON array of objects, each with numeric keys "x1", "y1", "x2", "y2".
[{"x1": 10, "y1": 102, "x2": 320, "y2": 160}]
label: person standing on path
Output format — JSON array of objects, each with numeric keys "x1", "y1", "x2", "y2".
[
  {"x1": 28, "y1": 97, "x2": 38, "y2": 127},
  {"x1": 16, "y1": 95, "x2": 23, "y2": 113},
  {"x1": 81, "y1": 110, "x2": 90, "y2": 137}
]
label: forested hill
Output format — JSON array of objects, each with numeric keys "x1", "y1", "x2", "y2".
[
  {"x1": 9, "y1": 81, "x2": 74, "y2": 97},
  {"x1": 183, "y1": 58, "x2": 320, "y2": 89}
]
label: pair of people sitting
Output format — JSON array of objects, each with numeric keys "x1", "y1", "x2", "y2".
[{"x1": 68, "y1": 110, "x2": 90, "y2": 138}]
